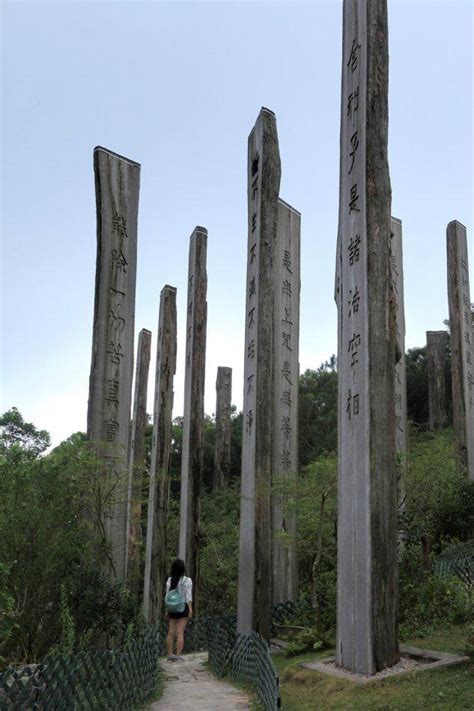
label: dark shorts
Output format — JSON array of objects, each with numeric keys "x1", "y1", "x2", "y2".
[{"x1": 169, "y1": 603, "x2": 189, "y2": 620}]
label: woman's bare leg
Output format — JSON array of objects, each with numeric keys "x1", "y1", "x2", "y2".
[
  {"x1": 176, "y1": 617, "x2": 188, "y2": 657},
  {"x1": 167, "y1": 619, "x2": 177, "y2": 657}
]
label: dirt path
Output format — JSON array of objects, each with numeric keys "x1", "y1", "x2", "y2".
[{"x1": 149, "y1": 652, "x2": 251, "y2": 710}]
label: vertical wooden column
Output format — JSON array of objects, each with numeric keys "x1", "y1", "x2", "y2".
[
  {"x1": 87, "y1": 147, "x2": 140, "y2": 582},
  {"x1": 447, "y1": 221, "x2": 474, "y2": 480},
  {"x1": 237, "y1": 107, "x2": 281, "y2": 638},
  {"x1": 126, "y1": 328, "x2": 151, "y2": 589},
  {"x1": 272, "y1": 198, "x2": 300, "y2": 604},
  {"x1": 179, "y1": 228, "x2": 208, "y2": 600},
  {"x1": 143, "y1": 286, "x2": 177, "y2": 622},
  {"x1": 213, "y1": 367, "x2": 232, "y2": 490},
  {"x1": 335, "y1": 1, "x2": 398, "y2": 674}
]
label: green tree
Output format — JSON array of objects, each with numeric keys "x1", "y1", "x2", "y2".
[
  {"x1": 0, "y1": 407, "x2": 50, "y2": 460},
  {"x1": 298, "y1": 358, "x2": 338, "y2": 467}
]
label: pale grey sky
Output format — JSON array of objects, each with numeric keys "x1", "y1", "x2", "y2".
[{"x1": 1, "y1": 0, "x2": 472, "y2": 447}]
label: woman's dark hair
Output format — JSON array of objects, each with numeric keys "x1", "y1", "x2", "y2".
[{"x1": 170, "y1": 558, "x2": 185, "y2": 590}]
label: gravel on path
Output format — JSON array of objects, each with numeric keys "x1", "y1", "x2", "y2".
[{"x1": 149, "y1": 652, "x2": 251, "y2": 711}]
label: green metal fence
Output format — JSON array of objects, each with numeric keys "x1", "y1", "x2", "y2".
[
  {"x1": 0, "y1": 626, "x2": 160, "y2": 710},
  {"x1": 207, "y1": 619, "x2": 281, "y2": 711},
  {"x1": 433, "y1": 539, "x2": 473, "y2": 589}
]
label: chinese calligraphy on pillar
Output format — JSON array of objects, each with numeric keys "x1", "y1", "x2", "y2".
[
  {"x1": 335, "y1": 1, "x2": 398, "y2": 675},
  {"x1": 87, "y1": 147, "x2": 140, "y2": 583},
  {"x1": 238, "y1": 107, "x2": 281, "y2": 639},
  {"x1": 272, "y1": 198, "x2": 300, "y2": 604}
]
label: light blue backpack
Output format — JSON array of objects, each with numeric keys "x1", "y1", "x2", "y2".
[{"x1": 164, "y1": 584, "x2": 185, "y2": 613}]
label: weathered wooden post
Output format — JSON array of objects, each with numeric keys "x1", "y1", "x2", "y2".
[
  {"x1": 87, "y1": 147, "x2": 140, "y2": 583},
  {"x1": 179, "y1": 228, "x2": 208, "y2": 601},
  {"x1": 334, "y1": 1, "x2": 398, "y2": 674},
  {"x1": 447, "y1": 221, "x2": 474, "y2": 480},
  {"x1": 237, "y1": 107, "x2": 281, "y2": 638},
  {"x1": 143, "y1": 286, "x2": 177, "y2": 622},
  {"x1": 126, "y1": 328, "x2": 151, "y2": 590},
  {"x1": 272, "y1": 198, "x2": 300, "y2": 604},
  {"x1": 426, "y1": 331, "x2": 449, "y2": 430},
  {"x1": 213, "y1": 367, "x2": 232, "y2": 490}
]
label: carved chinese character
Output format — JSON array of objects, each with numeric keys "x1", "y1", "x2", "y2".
[
  {"x1": 281, "y1": 389, "x2": 292, "y2": 407},
  {"x1": 348, "y1": 235, "x2": 361, "y2": 265},
  {"x1": 282, "y1": 306, "x2": 293, "y2": 326},
  {"x1": 465, "y1": 330, "x2": 471, "y2": 346},
  {"x1": 187, "y1": 325, "x2": 192, "y2": 340},
  {"x1": 112, "y1": 249, "x2": 128, "y2": 274},
  {"x1": 281, "y1": 449, "x2": 291, "y2": 470},
  {"x1": 251, "y1": 153, "x2": 259, "y2": 177},
  {"x1": 249, "y1": 276, "x2": 256, "y2": 299},
  {"x1": 112, "y1": 212, "x2": 128, "y2": 238},
  {"x1": 251, "y1": 178, "x2": 258, "y2": 201},
  {"x1": 247, "y1": 374, "x2": 254, "y2": 394},
  {"x1": 186, "y1": 353, "x2": 191, "y2": 368},
  {"x1": 283, "y1": 250, "x2": 292, "y2": 274},
  {"x1": 247, "y1": 339, "x2": 255, "y2": 359},
  {"x1": 467, "y1": 349, "x2": 472, "y2": 366},
  {"x1": 349, "y1": 184, "x2": 360, "y2": 213},
  {"x1": 187, "y1": 301, "x2": 193, "y2": 316},
  {"x1": 248, "y1": 307, "x2": 256, "y2": 329},
  {"x1": 347, "y1": 86, "x2": 359, "y2": 121},
  {"x1": 348, "y1": 286, "x2": 360, "y2": 317},
  {"x1": 395, "y1": 393, "x2": 402, "y2": 410},
  {"x1": 104, "y1": 418, "x2": 119, "y2": 442},
  {"x1": 282, "y1": 280, "x2": 292, "y2": 297},
  {"x1": 282, "y1": 331, "x2": 293, "y2": 351},
  {"x1": 246, "y1": 409, "x2": 254, "y2": 434},
  {"x1": 464, "y1": 310, "x2": 471, "y2": 327},
  {"x1": 250, "y1": 243, "x2": 257, "y2": 264},
  {"x1": 348, "y1": 332, "x2": 361, "y2": 367},
  {"x1": 251, "y1": 213, "x2": 257, "y2": 233},
  {"x1": 107, "y1": 341, "x2": 124, "y2": 364},
  {"x1": 348, "y1": 130, "x2": 359, "y2": 175},
  {"x1": 109, "y1": 308, "x2": 125, "y2": 338},
  {"x1": 395, "y1": 415, "x2": 403, "y2": 432},
  {"x1": 281, "y1": 416, "x2": 291, "y2": 439},
  {"x1": 346, "y1": 389, "x2": 360, "y2": 419},
  {"x1": 189, "y1": 274, "x2": 194, "y2": 287},
  {"x1": 281, "y1": 362, "x2": 293, "y2": 386},
  {"x1": 106, "y1": 377, "x2": 119, "y2": 403},
  {"x1": 347, "y1": 38, "x2": 361, "y2": 72}
]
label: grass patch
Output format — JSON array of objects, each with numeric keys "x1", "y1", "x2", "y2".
[{"x1": 276, "y1": 625, "x2": 473, "y2": 710}]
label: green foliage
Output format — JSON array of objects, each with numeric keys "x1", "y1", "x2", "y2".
[
  {"x1": 0, "y1": 413, "x2": 138, "y2": 665},
  {"x1": 0, "y1": 407, "x2": 50, "y2": 460},
  {"x1": 298, "y1": 359, "x2": 337, "y2": 468},
  {"x1": 49, "y1": 584, "x2": 75, "y2": 656},
  {"x1": 401, "y1": 429, "x2": 474, "y2": 548},
  {"x1": 198, "y1": 485, "x2": 240, "y2": 615},
  {"x1": 464, "y1": 624, "x2": 474, "y2": 659},
  {"x1": 284, "y1": 628, "x2": 326, "y2": 657}
]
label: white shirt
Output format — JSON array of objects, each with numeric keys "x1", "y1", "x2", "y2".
[{"x1": 166, "y1": 575, "x2": 193, "y2": 604}]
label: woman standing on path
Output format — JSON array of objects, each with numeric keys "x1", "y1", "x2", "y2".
[{"x1": 165, "y1": 559, "x2": 193, "y2": 661}]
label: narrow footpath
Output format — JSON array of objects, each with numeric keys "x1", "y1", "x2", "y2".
[{"x1": 149, "y1": 652, "x2": 251, "y2": 710}]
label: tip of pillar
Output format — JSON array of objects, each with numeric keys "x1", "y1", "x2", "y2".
[
  {"x1": 278, "y1": 197, "x2": 301, "y2": 216},
  {"x1": 193, "y1": 226, "x2": 208, "y2": 236},
  {"x1": 94, "y1": 146, "x2": 141, "y2": 168},
  {"x1": 261, "y1": 106, "x2": 276, "y2": 117},
  {"x1": 161, "y1": 284, "x2": 177, "y2": 294},
  {"x1": 447, "y1": 220, "x2": 467, "y2": 231},
  {"x1": 140, "y1": 328, "x2": 152, "y2": 335},
  {"x1": 391, "y1": 216, "x2": 402, "y2": 225}
]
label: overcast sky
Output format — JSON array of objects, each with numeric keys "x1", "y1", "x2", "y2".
[{"x1": 1, "y1": 0, "x2": 472, "y2": 448}]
